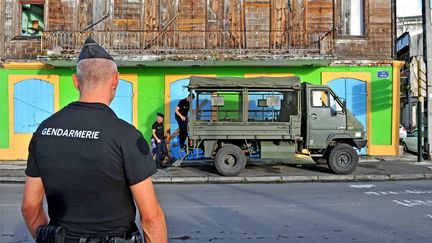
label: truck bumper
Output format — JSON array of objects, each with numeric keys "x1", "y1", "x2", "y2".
[{"x1": 353, "y1": 139, "x2": 367, "y2": 149}]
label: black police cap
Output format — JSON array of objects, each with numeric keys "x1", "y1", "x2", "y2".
[
  {"x1": 157, "y1": 112, "x2": 164, "y2": 118},
  {"x1": 78, "y1": 37, "x2": 114, "y2": 62}
]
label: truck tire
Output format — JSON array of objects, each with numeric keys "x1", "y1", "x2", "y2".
[
  {"x1": 327, "y1": 143, "x2": 358, "y2": 175},
  {"x1": 214, "y1": 144, "x2": 246, "y2": 176}
]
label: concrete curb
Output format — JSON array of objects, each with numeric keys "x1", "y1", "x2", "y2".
[
  {"x1": 318, "y1": 175, "x2": 355, "y2": 181},
  {"x1": 150, "y1": 173, "x2": 432, "y2": 184},
  {"x1": 2, "y1": 174, "x2": 432, "y2": 184},
  {"x1": 244, "y1": 176, "x2": 283, "y2": 183},
  {"x1": 354, "y1": 175, "x2": 391, "y2": 181},
  {"x1": 208, "y1": 177, "x2": 244, "y2": 183},
  {"x1": 281, "y1": 175, "x2": 319, "y2": 182}
]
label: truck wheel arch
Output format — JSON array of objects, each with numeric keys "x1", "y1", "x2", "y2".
[{"x1": 326, "y1": 134, "x2": 358, "y2": 149}]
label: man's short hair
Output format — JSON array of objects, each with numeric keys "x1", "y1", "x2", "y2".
[{"x1": 76, "y1": 58, "x2": 117, "y2": 89}]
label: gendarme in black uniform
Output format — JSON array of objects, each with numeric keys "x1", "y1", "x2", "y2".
[
  {"x1": 175, "y1": 98, "x2": 190, "y2": 120},
  {"x1": 25, "y1": 101, "x2": 157, "y2": 240},
  {"x1": 152, "y1": 116, "x2": 168, "y2": 166},
  {"x1": 175, "y1": 98, "x2": 190, "y2": 148},
  {"x1": 152, "y1": 121, "x2": 164, "y2": 141}
]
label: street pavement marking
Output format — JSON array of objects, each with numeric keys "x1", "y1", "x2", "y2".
[
  {"x1": 427, "y1": 214, "x2": 432, "y2": 219},
  {"x1": 393, "y1": 200, "x2": 432, "y2": 207},
  {"x1": 349, "y1": 184, "x2": 376, "y2": 188},
  {"x1": 365, "y1": 190, "x2": 432, "y2": 196}
]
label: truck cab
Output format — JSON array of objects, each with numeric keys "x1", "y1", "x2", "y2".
[
  {"x1": 301, "y1": 83, "x2": 367, "y2": 174},
  {"x1": 183, "y1": 76, "x2": 367, "y2": 176}
]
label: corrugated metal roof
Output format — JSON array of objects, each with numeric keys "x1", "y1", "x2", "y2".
[{"x1": 188, "y1": 76, "x2": 301, "y2": 89}]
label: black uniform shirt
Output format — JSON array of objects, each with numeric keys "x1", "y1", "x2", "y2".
[
  {"x1": 175, "y1": 98, "x2": 190, "y2": 119},
  {"x1": 25, "y1": 101, "x2": 157, "y2": 238},
  {"x1": 152, "y1": 121, "x2": 164, "y2": 140}
]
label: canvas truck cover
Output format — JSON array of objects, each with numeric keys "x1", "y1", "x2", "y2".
[{"x1": 188, "y1": 76, "x2": 301, "y2": 89}]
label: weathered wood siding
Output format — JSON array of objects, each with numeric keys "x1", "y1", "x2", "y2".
[{"x1": 1, "y1": 0, "x2": 394, "y2": 61}]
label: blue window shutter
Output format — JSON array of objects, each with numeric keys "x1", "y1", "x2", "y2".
[
  {"x1": 110, "y1": 80, "x2": 133, "y2": 124},
  {"x1": 14, "y1": 79, "x2": 54, "y2": 133}
]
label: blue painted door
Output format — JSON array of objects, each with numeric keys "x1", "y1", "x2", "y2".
[
  {"x1": 327, "y1": 78, "x2": 367, "y2": 155},
  {"x1": 14, "y1": 79, "x2": 54, "y2": 133},
  {"x1": 169, "y1": 79, "x2": 192, "y2": 159},
  {"x1": 169, "y1": 78, "x2": 203, "y2": 159},
  {"x1": 110, "y1": 79, "x2": 133, "y2": 124}
]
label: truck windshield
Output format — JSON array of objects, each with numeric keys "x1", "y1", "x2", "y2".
[{"x1": 329, "y1": 93, "x2": 343, "y2": 112}]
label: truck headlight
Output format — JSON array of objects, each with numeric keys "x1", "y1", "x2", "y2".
[{"x1": 355, "y1": 132, "x2": 362, "y2": 138}]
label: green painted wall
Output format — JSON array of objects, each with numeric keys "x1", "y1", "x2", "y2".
[
  {"x1": 0, "y1": 71, "x2": 9, "y2": 148},
  {"x1": 0, "y1": 65, "x2": 394, "y2": 150},
  {"x1": 57, "y1": 68, "x2": 79, "y2": 107}
]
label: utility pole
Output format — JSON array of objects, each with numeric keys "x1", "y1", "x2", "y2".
[{"x1": 422, "y1": 0, "x2": 432, "y2": 160}]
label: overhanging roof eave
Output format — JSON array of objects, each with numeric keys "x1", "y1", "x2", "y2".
[{"x1": 37, "y1": 56, "x2": 334, "y2": 67}]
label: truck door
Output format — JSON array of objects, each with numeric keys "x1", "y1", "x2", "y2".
[{"x1": 306, "y1": 87, "x2": 346, "y2": 149}]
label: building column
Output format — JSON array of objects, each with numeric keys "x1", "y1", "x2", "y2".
[
  {"x1": 393, "y1": 60, "x2": 405, "y2": 155},
  {"x1": 0, "y1": 0, "x2": 5, "y2": 61}
]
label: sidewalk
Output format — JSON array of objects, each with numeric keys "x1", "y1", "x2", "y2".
[{"x1": 1, "y1": 153, "x2": 432, "y2": 184}]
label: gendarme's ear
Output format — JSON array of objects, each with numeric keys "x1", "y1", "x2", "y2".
[
  {"x1": 112, "y1": 72, "x2": 119, "y2": 90},
  {"x1": 72, "y1": 74, "x2": 80, "y2": 91}
]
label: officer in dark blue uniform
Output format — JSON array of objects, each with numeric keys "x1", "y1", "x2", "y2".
[
  {"x1": 21, "y1": 37, "x2": 167, "y2": 243},
  {"x1": 175, "y1": 94, "x2": 194, "y2": 149},
  {"x1": 152, "y1": 112, "x2": 168, "y2": 168}
]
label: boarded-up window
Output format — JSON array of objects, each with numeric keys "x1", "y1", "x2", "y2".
[
  {"x1": 339, "y1": 0, "x2": 364, "y2": 35},
  {"x1": 113, "y1": 0, "x2": 142, "y2": 30},
  {"x1": 177, "y1": 0, "x2": 206, "y2": 49},
  {"x1": 206, "y1": 0, "x2": 224, "y2": 48},
  {"x1": 224, "y1": 0, "x2": 244, "y2": 49},
  {"x1": 244, "y1": 0, "x2": 270, "y2": 48}
]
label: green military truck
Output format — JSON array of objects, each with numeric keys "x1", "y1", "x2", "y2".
[{"x1": 184, "y1": 76, "x2": 367, "y2": 176}]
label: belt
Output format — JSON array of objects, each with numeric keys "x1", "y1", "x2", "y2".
[
  {"x1": 78, "y1": 234, "x2": 141, "y2": 243},
  {"x1": 38, "y1": 222, "x2": 142, "y2": 243}
]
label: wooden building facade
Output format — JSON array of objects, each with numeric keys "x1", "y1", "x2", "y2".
[{"x1": 0, "y1": 0, "x2": 395, "y2": 61}]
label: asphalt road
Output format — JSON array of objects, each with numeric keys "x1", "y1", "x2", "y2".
[{"x1": 1, "y1": 181, "x2": 431, "y2": 242}]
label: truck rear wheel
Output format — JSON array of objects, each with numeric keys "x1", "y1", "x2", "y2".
[
  {"x1": 214, "y1": 144, "x2": 246, "y2": 176},
  {"x1": 327, "y1": 143, "x2": 358, "y2": 175}
]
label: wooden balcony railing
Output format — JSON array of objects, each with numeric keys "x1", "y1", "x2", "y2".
[{"x1": 41, "y1": 30, "x2": 334, "y2": 56}]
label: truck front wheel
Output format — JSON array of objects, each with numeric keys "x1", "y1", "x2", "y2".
[
  {"x1": 327, "y1": 143, "x2": 358, "y2": 175},
  {"x1": 214, "y1": 144, "x2": 246, "y2": 176}
]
